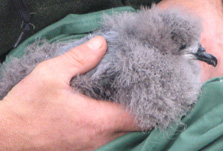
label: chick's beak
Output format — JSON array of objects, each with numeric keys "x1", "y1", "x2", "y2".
[{"x1": 193, "y1": 44, "x2": 218, "y2": 67}]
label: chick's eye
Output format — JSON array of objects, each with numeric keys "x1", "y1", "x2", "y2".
[{"x1": 179, "y1": 44, "x2": 186, "y2": 51}]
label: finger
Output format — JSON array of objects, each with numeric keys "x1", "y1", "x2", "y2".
[
  {"x1": 98, "y1": 101, "x2": 142, "y2": 132},
  {"x1": 72, "y1": 93, "x2": 141, "y2": 132},
  {"x1": 35, "y1": 36, "x2": 107, "y2": 82},
  {"x1": 60, "y1": 36, "x2": 107, "y2": 78}
]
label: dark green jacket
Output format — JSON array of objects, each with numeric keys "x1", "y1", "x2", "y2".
[
  {"x1": 0, "y1": 0, "x2": 161, "y2": 61},
  {"x1": 3, "y1": 6, "x2": 223, "y2": 151}
]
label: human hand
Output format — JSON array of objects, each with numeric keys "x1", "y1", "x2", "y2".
[{"x1": 0, "y1": 36, "x2": 139, "y2": 151}]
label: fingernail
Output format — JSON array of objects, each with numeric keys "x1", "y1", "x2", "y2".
[{"x1": 87, "y1": 36, "x2": 103, "y2": 50}]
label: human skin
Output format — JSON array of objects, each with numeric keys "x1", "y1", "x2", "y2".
[
  {"x1": 0, "y1": 36, "x2": 139, "y2": 151},
  {"x1": 0, "y1": 0, "x2": 223, "y2": 150},
  {"x1": 158, "y1": 0, "x2": 223, "y2": 82}
]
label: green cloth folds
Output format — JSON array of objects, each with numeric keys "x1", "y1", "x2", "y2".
[
  {"x1": 96, "y1": 77, "x2": 223, "y2": 151},
  {"x1": 2, "y1": 6, "x2": 223, "y2": 151},
  {"x1": 3, "y1": 6, "x2": 135, "y2": 64},
  {"x1": 0, "y1": 0, "x2": 161, "y2": 59}
]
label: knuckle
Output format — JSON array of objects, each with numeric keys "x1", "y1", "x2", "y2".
[
  {"x1": 33, "y1": 61, "x2": 54, "y2": 81},
  {"x1": 64, "y1": 49, "x2": 87, "y2": 67},
  {"x1": 35, "y1": 61, "x2": 49, "y2": 71}
]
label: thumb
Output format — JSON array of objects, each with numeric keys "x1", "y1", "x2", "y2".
[{"x1": 45, "y1": 36, "x2": 107, "y2": 82}]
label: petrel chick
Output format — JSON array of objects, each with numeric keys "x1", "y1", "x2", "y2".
[{"x1": 0, "y1": 6, "x2": 217, "y2": 130}]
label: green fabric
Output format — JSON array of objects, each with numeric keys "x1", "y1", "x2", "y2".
[
  {"x1": 0, "y1": 0, "x2": 161, "y2": 60},
  {"x1": 96, "y1": 77, "x2": 223, "y2": 151},
  {"x1": 2, "y1": 6, "x2": 223, "y2": 151},
  {"x1": 3, "y1": 6, "x2": 135, "y2": 65}
]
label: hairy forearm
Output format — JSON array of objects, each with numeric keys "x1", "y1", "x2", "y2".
[
  {"x1": 0, "y1": 100, "x2": 51, "y2": 151},
  {"x1": 0, "y1": 101, "x2": 30, "y2": 150}
]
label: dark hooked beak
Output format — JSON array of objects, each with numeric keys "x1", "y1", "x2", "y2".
[{"x1": 192, "y1": 44, "x2": 217, "y2": 67}]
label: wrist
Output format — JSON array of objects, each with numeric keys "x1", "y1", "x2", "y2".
[
  {"x1": 0, "y1": 101, "x2": 31, "y2": 150},
  {"x1": 0, "y1": 101, "x2": 55, "y2": 151}
]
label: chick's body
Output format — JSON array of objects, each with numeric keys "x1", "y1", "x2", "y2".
[{"x1": 0, "y1": 7, "x2": 203, "y2": 129}]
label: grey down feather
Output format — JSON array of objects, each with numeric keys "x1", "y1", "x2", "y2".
[{"x1": 0, "y1": 6, "x2": 217, "y2": 129}]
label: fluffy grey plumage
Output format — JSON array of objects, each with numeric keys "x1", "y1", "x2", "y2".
[{"x1": 0, "y1": 6, "x2": 217, "y2": 129}]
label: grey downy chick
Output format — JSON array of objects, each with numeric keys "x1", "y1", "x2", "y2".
[{"x1": 0, "y1": 6, "x2": 217, "y2": 130}]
